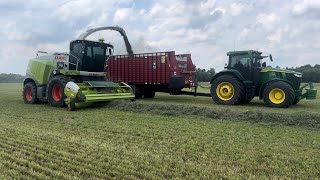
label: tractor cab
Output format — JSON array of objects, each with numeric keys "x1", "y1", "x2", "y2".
[
  {"x1": 226, "y1": 50, "x2": 271, "y2": 82},
  {"x1": 69, "y1": 40, "x2": 114, "y2": 72}
]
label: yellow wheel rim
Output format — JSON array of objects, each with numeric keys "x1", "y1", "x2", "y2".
[
  {"x1": 269, "y1": 88, "x2": 285, "y2": 104},
  {"x1": 216, "y1": 82, "x2": 234, "y2": 101}
]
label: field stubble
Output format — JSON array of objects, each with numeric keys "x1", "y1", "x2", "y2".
[{"x1": 0, "y1": 83, "x2": 319, "y2": 179}]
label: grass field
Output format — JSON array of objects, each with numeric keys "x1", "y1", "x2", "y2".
[{"x1": 0, "y1": 83, "x2": 319, "y2": 179}]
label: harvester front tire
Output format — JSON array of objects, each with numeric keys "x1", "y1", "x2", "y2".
[
  {"x1": 211, "y1": 75, "x2": 245, "y2": 105},
  {"x1": 23, "y1": 82, "x2": 38, "y2": 104},
  {"x1": 263, "y1": 81, "x2": 295, "y2": 108},
  {"x1": 47, "y1": 75, "x2": 69, "y2": 107}
]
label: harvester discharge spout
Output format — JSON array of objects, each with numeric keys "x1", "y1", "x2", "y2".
[{"x1": 77, "y1": 26, "x2": 134, "y2": 55}]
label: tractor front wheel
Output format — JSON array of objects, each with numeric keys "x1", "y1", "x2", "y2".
[
  {"x1": 263, "y1": 81, "x2": 295, "y2": 108},
  {"x1": 211, "y1": 75, "x2": 245, "y2": 105},
  {"x1": 23, "y1": 82, "x2": 38, "y2": 104},
  {"x1": 47, "y1": 75, "x2": 69, "y2": 107}
]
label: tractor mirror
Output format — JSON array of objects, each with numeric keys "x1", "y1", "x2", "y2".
[{"x1": 269, "y1": 54, "x2": 273, "y2": 62}]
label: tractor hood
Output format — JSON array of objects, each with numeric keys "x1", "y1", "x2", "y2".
[{"x1": 260, "y1": 67, "x2": 302, "y2": 77}]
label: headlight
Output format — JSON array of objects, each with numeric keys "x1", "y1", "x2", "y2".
[{"x1": 294, "y1": 73, "x2": 302, "y2": 78}]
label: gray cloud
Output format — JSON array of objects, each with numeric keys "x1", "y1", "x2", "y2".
[{"x1": 0, "y1": 0, "x2": 319, "y2": 74}]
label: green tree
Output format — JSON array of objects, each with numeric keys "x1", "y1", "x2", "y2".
[
  {"x1": 196, "y1": 68, "x2": 215, "y2": 82},
  {"x1": 0, "y1": 73, "x2": 25, "y2": 83}
]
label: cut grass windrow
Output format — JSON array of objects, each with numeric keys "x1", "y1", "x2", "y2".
[{"x1": 106, "y1": 100, "x2": 320, "y2": 129}]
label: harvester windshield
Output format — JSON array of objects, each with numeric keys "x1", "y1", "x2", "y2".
[{"x1": 69, "y1": 40, "x2": 114, "y2": 72}]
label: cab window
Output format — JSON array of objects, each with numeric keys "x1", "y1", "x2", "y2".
[{"x1": 229, "y1": 54, "x2": 251, "y2": 69}]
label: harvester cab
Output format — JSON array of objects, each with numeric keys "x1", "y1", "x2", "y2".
[
  {"x1": 23, "y1": 26, "x2": 134, "y2": 111},
  {"x1": 210, "y1": 50, "x2": 317, "y2": 108},
  {"x1": 68, "y1": 39, "x2": 114, "y2": 72}
]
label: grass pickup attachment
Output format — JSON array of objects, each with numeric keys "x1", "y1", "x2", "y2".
[
  {"x1": 299, "y1": 83, "x2": 317, "y2": 100},
  {"x1": 64, "y1": 81, "x2": 134, "y2": 111}
]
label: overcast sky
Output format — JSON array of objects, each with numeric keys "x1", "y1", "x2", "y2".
[{"x1": 0, "y1": 0, "x2": 319, "y2": 74}]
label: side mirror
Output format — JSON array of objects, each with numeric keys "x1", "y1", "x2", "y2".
[
  {"x1": 224, "y1": 63, "x2": 228, "y2": 69},
  {"x1": 262, "y1": 62, "x2": 266, "y2": 67},
  {"x1": 269, "y1": 54, "x2": 273, "y2": 62}
]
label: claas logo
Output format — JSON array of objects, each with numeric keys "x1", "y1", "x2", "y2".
[{"x1": 54, "y1": 56, "x2": 66, "y2": 60}]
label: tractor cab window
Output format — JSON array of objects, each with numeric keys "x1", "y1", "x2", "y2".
[
  {"x1": 253, "y1": 58, "x2": 262, "y2": 68},
  {"x1": 229, "y1": 54, "x2": 251, "y2": 70},
  {"x1": 229, "y1": 54, "x2": 251, "y2": 79}
]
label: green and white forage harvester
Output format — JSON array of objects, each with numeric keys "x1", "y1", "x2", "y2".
[
  {"x1": 23, "y1": 27, "x2": 134, "y2": 111},
  {"x1": 210, "y1": 50, "x2": 317, "y2": 108}
]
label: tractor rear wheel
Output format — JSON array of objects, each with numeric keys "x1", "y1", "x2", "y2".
[
  {"x1": 292, "y1": 97, "x2": 300, "y2": 105},
  {"x1": 211, "y1": 75, "x2": 245, "y2": 105},
  {"x1": 47, "y1": 75, "x2": 70, "y2": 107},
  {"x1": 263, "y1": 81, "x2": 295, "y2": 108},
  {"x1": 23, "y1": 82, "x2": 38, "y2": 104}
]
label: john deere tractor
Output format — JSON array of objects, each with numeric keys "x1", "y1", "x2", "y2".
[
  {"x1": 23, "y1": 26, "x2": 134, "y2": 111},
  {"x1": 210, "y1": 50, "x2": 317, "y2": 108}
]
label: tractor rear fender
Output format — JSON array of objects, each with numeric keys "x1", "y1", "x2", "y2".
[
  {"x1": 258, "y1": 79, "x2": 294, "y2": 100},
  {"x1": 210, "y1": 70, "x2": 245, "y2": 84}
]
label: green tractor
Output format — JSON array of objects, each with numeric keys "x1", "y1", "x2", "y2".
[
  {"x1": 23, "y1": 27, "x2": 134, "y2": 111},
  {"x1": 210, "y1": 50, "x2": 317, "y2": 108}
]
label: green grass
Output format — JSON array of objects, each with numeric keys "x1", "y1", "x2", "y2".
[{"x1": 0, "y1": 83, "x2": 319, "y2": 179}]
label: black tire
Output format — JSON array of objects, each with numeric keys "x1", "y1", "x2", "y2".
[
  {"x1": 263, "y1": 81, "x2": 295, "y2": 108},
  {"x1": 143, "y1": 90, "x2": 155, "y2": 98},
  {"x1": 211, "y1": 75, "x2": 245, "y2": 105},
  {"x1": 242, "y1": 97, "x2": 254, "y2": 104},
  {"x1": 133, "y1": 86, "x2": 143, "y2": 99},
  {"x1": 47, "y1": 75, "x2": 70, "y2": 107},
  {"x1": 23, "y1": 82, "x2": 38, "y2": 104},
  {"x1": 292, "y1": 98, "x2": 300, "y2": 105}
]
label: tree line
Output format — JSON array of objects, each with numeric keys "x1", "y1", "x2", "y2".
[
  {"x1": 0, "y1": 73, "x2": 25, "y2": 83},
  {"x1": 196, "y1": 68, "x2": 215, "y2": 82},
  {"x1": 288, "y1": 64, "x2": 320, "y2": 83}
]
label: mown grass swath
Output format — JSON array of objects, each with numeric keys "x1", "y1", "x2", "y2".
[{"x1": 0, "y1": 83, "x2": 319, "y2": 179}]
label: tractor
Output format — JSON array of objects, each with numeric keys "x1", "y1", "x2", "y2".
[
  {"x1": 23, "y1": 26, "x2": 134, "y2": 111},
  {"x1": 210, "y1": 50, "x2": 317, "y2": 108}
]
